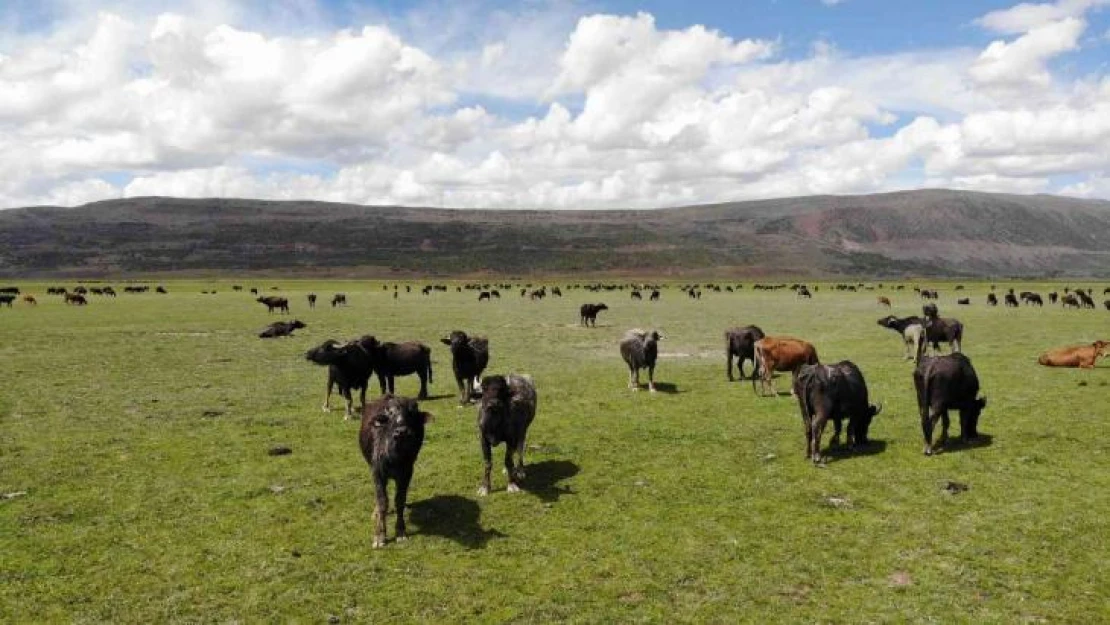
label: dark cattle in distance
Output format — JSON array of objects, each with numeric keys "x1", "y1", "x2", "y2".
[
  {"x1": 477, "y1": 374, "x2": 537, "y2": 496},
  {"x1": 22, "y1": 295, "x2": 37, "y2": 305},
  {"x1": 1105, "y1": 300, "x2": 1110, "y2": 311},
  {"x1": 359, "y1": 394, "x2": 430, "y2": 548},
  {"x1": 256, "y1": 296, "x2": 289, "y2": 314},
  {"x1": 1049, "y1": 292, "x2": 1059, "y2": 304},
  {"x1": 631, "y1": 290, "x2": 642, "y2": 300},
  {"x1": 259, "y1": 320, "x2": 305, "y2": 339},
  {"x1": 491, "y1": 290, "x2": 501, "y2": 299},
  {"x1": 1077, "y1": 290, "x2": 1096, "y2": 309},
  {"x1": 0, "y1": 287, "x2": 19, "y2": 294},
  {"x1": 914, "y1": 353, "x2": 986, "y2": 455},
  {"x1": 156, "y1": 286, "x2": 168, "y2": 294},
  {"x1": 877, "y1": 296, "x2": 891, "y2": 307},
  {"x1": 957, "y1": 298, "x2": 970, "y2": 305},
  {"x1": 307, "y1": 293, "x2": 317, "y2": 308},
  {"x1": 987, "y1": 293, "x2": 998, "y2": 306},
  {"x1": 1004, "y1": 292, "x2": 1019, "y2": 307},
  {"x1": 620, "y1": 329, "x2": 662, "y2": 392},
  {"x1": 305, "y1": 337, "x2": 376, "y2": 418},
  {"x1": 725, "y1": 325, "x2": 765, "y2": 381},
  {"x1": 580, "y1": 303, "x2": 608, "y2": 327},
  {"x1": 478, "y1": 291, "x2": 491, "y2": 302},
  {"x1": 650, "y1": 290, "x2": 660, "y2": 301},
  {"x1": 332, "y1": 293, "x2": 347, "y2": 307},
  {"x1": 0, "y1": 294, "x2": 14, "y2": 307},
  {"x1": 441, "y1": 330, "x2": 490, "y2": 405},
  {"x1": 64, "y1": 293, "x2": 88, "y2": 305},
  {"x1": 794, "y1": 361, "x2": 882, "y2": 463},
  {"x1": 1061, "y1": 294, "x2": 1080, "y2": 308}
]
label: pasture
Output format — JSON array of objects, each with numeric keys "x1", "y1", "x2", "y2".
[{"x1": 2, "y1": 280, "x2": 1109, "y2": 623}]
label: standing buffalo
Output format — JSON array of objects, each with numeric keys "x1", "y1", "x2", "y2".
[
  {"x1": 987, "y1": 293, "x2": 998, "y2": 306},
  {"x1": 307, "y1": 294, "x2": 317, "y2": 308},
  {"x1": 365, "y1": 338, "x2": 433, "y2": 399},
  {"x1": 305, "y1": 337, "x2": 376, "y2": 418},
  {"x1": 914, "y1": 353, "x2": 986, "y2": 455},
  {"x1": 620, "y1": 329, "x2": 662, "y2": 392},
  {"x1": 359, "y1": 395, "x2": 431, "y2": 548},
  {"x1": 793, "y1": 361, "x2": 882, "y2": 463},
  {"x1": 332, "y1": 293, "x2": 347, "y2": 307},
  {"x1": 725, "y1": 325, "x2": 765, "y2": 381},
  {"x1": 580, "y1": 303, "x2": 608, "y2": 327},
  {"x1": 920, "y1": 303, "x2": 963, "y2": 357},
  {"x1": 477, "y1": 374, "x2": 538, "y2": 496},
  {"x1": 441, "y1": 330, "x2": 490, "y2": 405},
  {"x1": 64, "y1": 293, "x2": 87, "y2": 305},
  {"x1": 257, "y1": 296, "x2": 289, "y2": 314},
  {"x1": 0, "y1": 294, "x2": 14, "y2": 307}
]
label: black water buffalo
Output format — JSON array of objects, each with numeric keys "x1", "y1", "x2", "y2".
[
  {"x1": 305, "y1": 337, "x2": 376, "y2": 418},
  {"x1": 1061, "y1": 294, "x2": 1080, "y2": 308},
  {"x1": 620, "y1": 329, "x2": 662, "y2": 392},
  {"x1": 257, "y1": 296, "x2": 289, "y2": 314},
  {"x1": 478, "y1": 291, "x2": 491, "y2": 302},
  {"x1": 1077, "y1": 290, "x2": 1096, "y2": 309},
  {"x1": 1105, "y1": 300, "x2": 1110, "y2": 311},
  {"x1": 957, "y1": 298, "x2": 970, "y2": 305},
  {"x1": 725, "y1": 325, "x2": 765, "y2": 381},
  {"x1": 64, "y1": 293, "x2": 87, "y2": 305},
  {"x1": 793, "y1": 361, "x2": 882, "y2": 463},
  {"x1": 259, "y1": 320, "x2": 305, "y2": 338},
  {"x1": 359, "y1": 394, "x2": 430, "y2": 547},
  {"x1": 920, "y1": 304, "x2": 963, "y2": 356},
  {"x1": 987, "y1": 293, "x2": 998, "y2": 306},
  {"x1": 364, "y1": 338, "x2": 433, "y2": 399},
  {"x1": 914, "y1": 353, "x2": 986, "y2": 455},
  {"x1": 477, "y1": 374, "x2": 537, "y2": 496},
  {"x1": 307, "y1": 293, "x2": 317, "y2": 308},
  {"x1": 0, "y1": 294, "x2": 14, "y2": 307},
  {"x1": 1049, "y1": 292, "x2": 1059, "y2": 304},
  {"x1": 650, "y1": 290, "x2": 660, "y2": 301},
  {"x1": 441, "y1": 330, "x2": 490, "y2": 405},
  {"x1": 631, "y1": 290, "x2": 642, "y2": 300},
  {"x1": 580, "y1": 303, "x2": 608, "y2": 327},
  {"x1": 1004, "y1": 292, "x2": 1019, "y2": 307},
  {"x1": 332, "y1": 293, "x2": 347, "y2": 307}
]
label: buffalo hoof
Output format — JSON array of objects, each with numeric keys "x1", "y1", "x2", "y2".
[
  {"x1": 477, "y1": 486, "x2": 490, "y2": 497},
  {"x1": 507, "y1": 483, "x2": 521, "y2": 494},
  {"x1": 924, "y1": 446, "x2": 934, "y2": 456},
  {"x1": 396, "y1": 534, "x2": 407, "y2": 543},
  {"x1": 321, "y1": 406, "x2": 330, "y2": 412},
  {"x1": 630, "y1": 387, "x2": 640, "y2": 392},
  {"x1": 372, "y1": 536, "x2": 385, "y2": 549}
]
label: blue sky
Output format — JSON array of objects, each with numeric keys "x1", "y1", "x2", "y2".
[{"x1": 1, "y1": 0, "x2": 1109, "y2": 207}]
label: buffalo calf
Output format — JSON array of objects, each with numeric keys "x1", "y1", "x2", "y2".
[
  {"x1": 441, "y1": 330, "x2": 490, "y2": 405},
  {"x1": 359, "y1": 395, "x2": 431, "y2": 547},
  {"x1": 620, "y1": 329, "x2": 662, "y2": 392},
  {"x1": 477, "y1": 374, "x2": 538, "y2": 495}
]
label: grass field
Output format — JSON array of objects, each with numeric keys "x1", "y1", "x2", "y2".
[{"x1": 2, "y1": 280, "x2": 1109, "y2": 623}]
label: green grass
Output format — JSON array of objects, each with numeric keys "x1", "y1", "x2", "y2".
[{"x1": 2, "y1": 280, "x2": 1109, "y2": 623}]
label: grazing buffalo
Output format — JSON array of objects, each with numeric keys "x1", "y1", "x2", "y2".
[
  {"x1": 1077, "y1": 290, "x2": 1096, "y2": 309},
  {"x1": 364, "y1": 338, "x2": 433, "y2": 399},
  {"x1": 580, "y1": 303, "x2": 608, "y2": 327},
  {"x1": 156, "y1": 286, "x2": 168, "y2": 294},
  {"x1": 725, "y1": 325, "x2": 765, "y2": 381},
  {"x1": 259, "y1": 320, "x2": 306, "y2": 339},
  {"x1": 22, "y1": 295, "x2": 36, "y2": 305},
  {"x1": 478, "y1": 291, "x2": 491, "y2": 302},
  {"x1": 987, "y1": 293, "x2": 998, "y2": 306},
  {"x1": 477, "y1": 374, "x2": 538, "y2": 495},
  {"x1": 332, "y1": 293, "x2": 347, "y2": 307},
  {"x1": 957, "y1": 298, "x2": 970, "y2": 305},
  {"x1": 307, "y1": 293, "x2": 317, "y2": 308},
  {"x1": 877, "y1": 296, "x2": 891, "y2": 307},
  {"x1": 914, "y1": 353, "x2": 986, "y2": 455},
  {"x1": 1105, "y1": 300, "x2": 1110, "y2": 311},
  {"x1": 359, "y1": 394, "x2": 431, "y2": 548},
  {"x1": 1038, "y1": 341, "x2": 1110, "y2": 368},
  {"x1": 0, "y1": 294, "x2": 14, "y2": 307},
  {"x1": 1004, "y1": 292, "x2": 1019, "y2": 307},
  {"x1": 920, "y1": 304, "x2": 963, "y2": 357},
  {"x1": 649, "y1": 290, "x2": 660, "y2": 301},
  {"x1": 631, "y1": 290, "x2": 642, "y2": 300},
  {"x1": 752, "y1": 337, "x2": 819, "y2": 397},
  {"x1": 1049, "y1": 292, "x2": 1059, "y2": 304},
  {"x1": 877, "y1": 315, "x2": 925, "y2": 361},
  {"x1": 794, "y1": 361, "x2": 882, "y2": 463},
  {"x1": 305, "y1": 337, "x2": 376, "y2": 418},
  {"x1": 441, "y1": 330, "x2": 490, "y2": 405},
  {"x1": 256, "y1": 296, "x2": 289, "y2": 314},
  {"x1": 64, "y1": 293, "x2": 87, "y2": 305},
  {"x1": 1061, "y1": 294, "x2": 1080, "y2": 308},
  {"x1": 620, "y1": 329, "x2": 662, "y2": 392}
]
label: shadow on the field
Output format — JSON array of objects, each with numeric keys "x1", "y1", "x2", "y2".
[
  {"x1": 418, "y1": 393, "x2": 456, "y2": 402},
  {"x1": 523, "y1": 459, "x2": 579, "y2": 503},
  {"x1": 649, "y1": 382, "x2": 683, "y2": 394},
  {"x1": 409, "y1": 495, "x2": 506, "y2": 549},
  {"x1": 824, "y1": 439, "x2": 888, "y2": 462},
  {"x1": 941, "y1": 433, "x2": 994, "y2": 453}
]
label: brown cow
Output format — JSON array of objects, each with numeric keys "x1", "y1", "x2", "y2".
[
  {"x1": 877, "y1": 296, "x2": 891, "y2": 307},
  {"x1": 22, "y1": 295, "x2": 37, "y2": 305},
  {"x1": 1037, "y1": 341, "x2": 1110, "y2": 368},
  {"x1": 752, "y1": 337, "x2": 819, "y2": 397}
]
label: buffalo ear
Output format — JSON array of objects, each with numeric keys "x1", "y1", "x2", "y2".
[{"x1": 420, "y1": 411, "x2": 434, "y2": 424}]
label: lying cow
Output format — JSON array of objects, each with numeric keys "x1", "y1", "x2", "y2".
[
  {"x1": 752, "y1": 336, "x2": 819, "y2": 397},
  {"x1": 725, "y1": 325, "x2": 765, "y2": 381},
  {"x1": 793, "y1": 361, "x2": 882, "y2": 463},
  {"x1": 914, "y1": 353, "x2": 986, "y2": 455},
  {"x1": 620, "y1": 329, "x2": 662, "y2": 392},
  {"x1": 305, "y1": 337, "x2": 376, "y2": 418},
  {"x1": 259, "y1": 319, "x2": 306, "y2": 338},
  {"x1": 477, "y1": 374, "x2": 537, "y2": 496},
  {"x1": 1037, "y1": 340, "x2": 1110, "y2": 368},
  {"x1": 580, "y1": 303, "x2": 608, "y2": 327},
  {"x1": 441, "y1": 330, "x2": 490, "y2": 404},
  {"x1": 877, "y1": 315, "x2": 925, "y2": 362},
  {"x1": 359, "y1": 394, "x2": 431, "y2": 548}
]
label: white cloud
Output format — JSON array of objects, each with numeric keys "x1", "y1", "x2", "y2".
[{"x1": 1, "y1": 1, "x2": 1109, "y2": 209}]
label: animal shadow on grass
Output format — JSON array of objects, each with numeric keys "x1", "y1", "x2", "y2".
[
  {"x1": 408, "y1": 495, "x2": 505, "y2": 549},
  {"x1": 419, "y1": 393, "x2": 456, "y2": 402},
  {"x1": 823, "y1": 439, "x2": 888, "y2": 462},
  {"x1": 938, "y1": 433, "x2": 994, "y2": 454},
  {"x1": 523, "y1": 459, "x2": 580, "y2": 503}
]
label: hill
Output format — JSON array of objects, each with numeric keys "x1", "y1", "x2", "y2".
[{"x1": 1, "y1": 189, "x2": 1108, "y2": 278}]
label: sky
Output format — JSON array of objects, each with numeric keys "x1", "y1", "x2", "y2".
[{"x1": 1, "y1": 0, "x2": 1109, "y2": 209}]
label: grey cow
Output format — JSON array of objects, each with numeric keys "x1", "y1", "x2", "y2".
[{"x1": 620, "y1": 329, "x2": 662, "y2": 392}]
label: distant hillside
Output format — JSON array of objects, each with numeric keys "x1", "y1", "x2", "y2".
[{"x1": 1, "y1": 189, "x2": 1109, "y2": 278}]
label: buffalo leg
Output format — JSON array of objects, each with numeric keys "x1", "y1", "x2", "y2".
[
  {"x1": 417, "y1": 372, "x2": 428, "y2": 400},
  {"x1": 372, "y1": 473, "x2": 388, "y2": 548},
  {"x1": 478, "y1": 437, "x2": 493, "y2": 496},
  {"x1": 323, "y1": 377, "x2": 333, "y2": 412},
  {"x1": 394, "y1": 468, "x2": 412, "y2": 542},
  {"x1": 342, "y1": 387, "x2": 354, "y2": 420},
  {"x1": 455, "y1": 376, "x2": 466, "y2": 405},
  {"x1": 628, "y1": 367, "x2": 639, "y2": 391},
  {"x1": 939, "y1": 411, "x2": 951, "y2": 448},
  {"x1": 727, "y1": 352, "x2": 735, "y2": 381},
  {"x1": 830, "y1": 417, "x2": 843, "y2": 447},
  {"x1": 647, "y1": 365, "x2": 656, "y2": 393},
  {"x1": 505, "y1": 445, "x2": 521, "y2": 493},
  {"x1": 922, "y1": 408, "x2": 942, "y2": 455},
  {"x1": 811, "y1": 413, "x2": 828, "y2": 463}
]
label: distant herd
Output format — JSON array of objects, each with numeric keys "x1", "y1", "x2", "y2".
[{"x1": 4, "y1": 280, "x2": 1109, "y2": 547}]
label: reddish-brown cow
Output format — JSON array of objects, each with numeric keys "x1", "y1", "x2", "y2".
[
  {"x1": 753, "y1": 336, "x2": 819, "y2": 397},
  {"x1": 1037, "y1": 341, "x2": 1110, "y2": 369}
]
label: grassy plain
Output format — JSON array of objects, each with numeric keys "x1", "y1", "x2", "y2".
[{"x1": 2, "y1": 279, "x2": 1109, "y2": 623}]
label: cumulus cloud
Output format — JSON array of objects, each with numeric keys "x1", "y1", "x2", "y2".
[{"x1": 0, "y1": 0, "x2": 1109, "y2": 209}]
